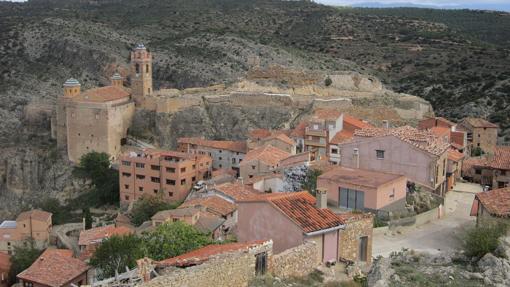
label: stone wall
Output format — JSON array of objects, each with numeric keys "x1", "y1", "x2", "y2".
[
  {"x1": 338, "y1": 214, "x2": 374, "y2": 264},
  {"x1": 142, "y1": 241, "x2": 272, "y2": 287},
  {"x1": 270, "y1": 241, "x2": 319, "y2": 278}
]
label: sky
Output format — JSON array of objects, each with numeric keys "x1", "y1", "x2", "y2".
[{"x1": 316, "y1": 0, "x2": 510, "y2": 11}]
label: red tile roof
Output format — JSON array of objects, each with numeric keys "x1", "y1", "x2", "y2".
[
  {"x1": 17, "y1": 249, "x2": 89, "y2": 287},
  {"x1": 248, "y1": 129, "x2": 273, "y2": 140},
  {"x1": 242, "y1": 145, "x2": 290, "y2": 167},
  {"x1": 179, "y1": 196, "x2": 236, "y2": 217},
  {"x1": 178, "y1": 137, "x2": 248, "y2": 153},
  {"x1": 78, "y1": 225, "x2": 132, "y2": 246},
  {"x1": 462, "y1": 117, "x2": 498, "y2": 128},
  {"x1": 448, "y1": 148, "x2": 465, "y2": 162},
  {"x1": 290, "y1": 121, "x2": 308, "y2": 138},
  {"x1": 73, "y1": 86, "x2": 130, "y2": 103},
  {"x1": 263, "y1": 133, "x2": 296, "y2": 146},
  {"x1": 430, "y1": 126, "x2": 450, "y2": 138},
  {"x1": 476, "y1": 187, "x2": 510, "y2": 217},
  {"x1": 17, "y1": 210, "x2": 52, "y2": 222},
  {"x1": 450, "y1": 131, "x2": 466, "y2": 149},
  {"x1": 240, "y1": 191, "x2": 345, "y2": 233},
  {"x1": 213, "y1": 182, "x2": 261, "y2": 201},
  {"x1": 354, "y1": 126, "x2": 450, "y2": 156},
  {"x1": 157, "y1": 240, "x2": 269, "y2": 267},
  {"x1": 331, "y1": 115, "x2": 373, "y2": 145},
  {"x1": 319, "y1": 166, "x2": 405, "y2": 189},
  {"x1": 330, "y1": 129, "x2": 354, "y2": 145},
  {"x1": 418, "y1": 116, "x2": 456, "y2": 130},
  {"x1": 463, "y1": 146, "x2": 510, "y2": 171},
  {"x1": 313, "y1": 109, "x2": 343, "y2": 121}
]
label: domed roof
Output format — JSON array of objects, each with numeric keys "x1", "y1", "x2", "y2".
[
  {"x1": 135, "y1": 43, "x2": 146, "y2": 50},
  {"x1": 63, "y1": 78, "x2": 80, "y2": 87},
  {"x1": 111, "y1": 73, "x2": 123, "y2": 80}
]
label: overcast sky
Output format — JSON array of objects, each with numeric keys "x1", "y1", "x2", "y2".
[{"x1": 317, "y1": 0, "x2": 510, "y2": 11}]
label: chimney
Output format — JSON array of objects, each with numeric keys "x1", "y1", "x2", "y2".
[
  {"x1": 382, "y1": 120, "x2": 389, "y2": 129},
  {"x1": 316, "y1": 189, "x2": 328, "y2": 209}
]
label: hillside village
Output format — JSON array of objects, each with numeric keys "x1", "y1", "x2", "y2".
[{"x1": 1, "y1": 42, "x2": 510, "y2": 287}]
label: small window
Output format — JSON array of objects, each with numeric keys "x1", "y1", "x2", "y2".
[
  {"x1": 122, "y1": 172, "x2": 131, "y2": 177},
  {"x1": 136, "y1": 174, "x2": 145, "y2": 180},
  {"x1": 219, "y1": 164, "x2": 222, "y2": 168},
  {"x1": 219, "y1": 150, "x2": 222, "y2": 153},
  {"x1": 122, "y1": 161, "x2": 131, "y2": 166},
  {"x1": 390, "y1": 189, "x2": 395, "y2": 199},
  {"x1": 376, "y1": 150, "x2": 385, "y2": 159},
  {"x1": 136, "y1": 163, "x2": 145, "y2": 168},
  {"x1": 138, "y1": 187, "x2": 144, "y2": 192},
  {"x1": 154, "y1": 189, "x2": 158, "y2": 194},
  {"x1": 219, "y1": 157, "x2": 222, "y2": 160},
  {"x1": 475, "y1": 169, "x2": 482, "y2": 175},
  {"x1": 146, "y1": 64, "x2": 149, "y2": 73},
  {"x1": 249, "y1": 175, "x2": 254, "y2": 178},
  {"x1": 181, "y1": 179, "x2": 186, "y2": 185},
  {"x1": 331, "y1": 148, "x2": 338, "y2": 154},
  {"x1": 151, "y1": 165, "x2": 160, "y2": 171},
  {"x1": 151, "y1": 177, "x2": 160, "y2": 183},
  {"x1": 192, "y1": 176, "x2": 196, "y2": 182},
  {"x1": 252, "y1": 165, "x2": 256, "y2": 170},
  {"x1": 166, "y1": 167, "x2": 175, "y2": 173},
  {"x1": 166, "y1": 179, "x2": 176, "y2": 185},
  {"x1": 232, "y1": 158, "x2": 236, "y2": 164},
  {"x1": 125, "y1": 195, "x2": 129, "y2": 201},
  {"x1": 192, "y1": 164, "x2": 196, "y2": 170},
  {"x1": 255, "y1": 252, "x2": 268, "y2": 275},
  {"x1": 124, "y1": 184, "x2": 129, "y2": 189},
  {"x1": 169, "y1": 192, "x2": 173, "y2": 197},
  {"x1": 181, "y1": 167, "x2": 186, "y2": 173}
]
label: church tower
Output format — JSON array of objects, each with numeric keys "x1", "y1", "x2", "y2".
[
  {"x1": 130, "y1": 44, "x2": 153, "y2": 106},
  {"x1": 56, "y1": 78, "x2": 80, "y2": 150}
]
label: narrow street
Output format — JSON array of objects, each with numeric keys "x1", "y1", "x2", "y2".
[{"x1": 373, "y1": 182, "x2": 482, "y2": 257}]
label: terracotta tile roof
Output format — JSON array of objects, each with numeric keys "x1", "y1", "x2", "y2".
[
  {"x1": 211, "y1": 168, "x2": 237, "y2": 178},
  {"x1": 263, "y1": 133, "x2": 296, "y2": 146},
  {"x1": 240, "y1": 191, "x2": 345, "y2": 233},
  {"x1": 17, "y1": 249, "x2": 89, "y2": 287},
  {"x1": 194, "y1": 213, "x2": 225, "y2": 234},
  {"x1": 319, "y1": 166, "x2": 405, "y2": 189},
  {"x1": 463, "y1": 146, "x2": 510, "y2": 171},
  {"x1": 450, "y1": 131, "x2": 466, "y2": 149},
  {"x1": 78, "y1": 225, "x2": 132, "y2": 246},
  {"x1": 343, "y1": 114, "x2": 373, "y2": 130},
  {"x1": 354, "y1": 126, "x2": 450, "y2": 156},
  {"x1": 430, "y1": 126, "x2": 450, "y2": 138},
  {"x1": 242, "y1": 145, "x2": 290, "y2": 167},
  {"x1": 17, "y1": 210, "x2": 52, "y2": 222},
  {"x1": 213, "y1": 182, "x2": 261, "y2": 201},
  {"x1": 180, "y1": 196, "x2": 236, "y2": 217},
  {"x1": 178, "y1": 137, "x2": 248, "y2": 153},
  {"x1": 248, "y1": 129, "x2": 272, "y2": 140},
  {"x1": 476, "y1": 187, "x2": 510, "y2": 217},
  {"x1": 330, "y1": 129, "x2": 354, "y2": 144},
  {"x1": 448, "y1": 148, "x2": 465, "y2": 162},
  {"x1": 0, "y1": 252, "x2": 10, "y2": 272},
  {"x1": 290, "y1": 121, "x2": 308, "y2": 138},
  {"x1": 151, "y1": 208, "x2": 201, "y2": 221},
  {"x1": 157, "y1": 240, "x2": 268, "y2": 267},
  {"x1": 462, "y1": 117, "x2": 498, "y2": 128},
  {"x1": 312, "y1": 109, "x2": 343, "y2": 121},
  {"x1": 418, "y1": 116, "x2": 456, "y2": 130},
  {"x1": 72, "y1": 86, "x2": 130, "y2": 103}
]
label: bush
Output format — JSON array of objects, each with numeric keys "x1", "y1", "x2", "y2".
[
  {"x1": 324, "y1": 76, "x2": 333, "y2": 86},
  {"x1": 471, "y1": 147, "x2": 484, "y2": 157},
  {"x1": 301, "y1": 168, "x2": 322, "y2": 196},
  {"x1": 9, "y1": 242, "x2": 43, "y2": 285},
  {"x1": 130, "y1": 195, "x2": 180, "y2": 226},
  {"x1": 463, "y1": 223, "x2": 508, "y2": 258}
]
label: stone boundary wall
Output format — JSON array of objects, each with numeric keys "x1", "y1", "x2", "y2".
[
  {"x1": 385, "y1": 204, "x2": 443, "y2": 230},
  {"x1": 270, "y1": 241, "x2": 319, "y2": 278}
]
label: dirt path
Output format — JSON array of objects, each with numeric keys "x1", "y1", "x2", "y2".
[{"x1": 372, "y1": 182, "x2": 482, "y2": 257}]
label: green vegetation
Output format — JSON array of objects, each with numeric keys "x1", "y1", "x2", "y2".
[
  {"x1": 8, "y1": 242, "x2": 43, "y2": 285},
  {"x1": 73, "y1": 152, "x2": 119, "y2": 207},
  {"x1": 250, "y1": 270, "x2": 361, "y2": 287},
  {"x1": 471, "y1": 147, "x2": 485, "y2": 157},
  {"x1": 90, "y1": 234, "x2": 145, "y2": 279},
  {"x1": 90, "y1": 222, "x2": 211, "y2": 278},
  {"x1": 130, "y1": 195, "x2": 181, "y2": 226},
  {"x1": 462, "y1": 223, "x2": 509, "y2": 258},
  {"x1": 301, "y1": 169, "x2": 322, "y2": 196},
  {"x1": 324, "y1": 76, "x2": 332, "y2": 87},
  {"x1": 83, "y1": 208, "x2": 93, "y2": 229},
  {"x1": 35, "y1": 198, "x2": 77, "y2": 225}
]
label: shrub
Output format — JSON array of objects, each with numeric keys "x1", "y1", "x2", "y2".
[
  {"x1": 130, "y1": 195, "x2": 180, "y2": 226},
  {"x1": 9, "y1": 242, "x2": 43, "y2": 285},
  {"x1": 463, "y1": 223, "x2": 508, "y2": 258},
  {"x1": 324, "y1": 76, "x2": 333, "y2": 86}
]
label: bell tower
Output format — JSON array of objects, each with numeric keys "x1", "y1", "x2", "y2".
[
  {"x1": 130, "y1": 44, "x2": 153, "y2": 106},
  {"x1": 57, "y1": 78, "x2": 80, "y2": 151}
]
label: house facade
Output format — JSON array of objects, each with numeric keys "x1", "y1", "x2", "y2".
[
  {"x1": 338, "y1": 126, "x2": 450, "y2": 196},
  {"x1": 239, "y1": 145, "x2": 290, "y2": 180},
  {"x1": 462, "y1": 146, "x2": 510, "y2": 188},
  {"x1": 304, "y1": 109, "x2": 343, "y2": 156},
  {"x1": 317, "y1": 166, "x2": 407, "y2": 213},
  {"x1": 457, "y1": 117, "x2": 498, "y2": 155},
  {"x1": 0, "y1": 210, "x2": 52, "y2": 255},
  {"x1": 329, "y1": 115, "x2": 373, "y2": 165},
  {"x1": 119, "y1": 149, "x2": 212, "y2": 205},
  {"x1": 470, "y1": 187, "x2": 510, "y2": 226}
]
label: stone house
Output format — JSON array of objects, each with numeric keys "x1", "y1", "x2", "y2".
[
  {"x1": 17, "y1": 249, "x2": 90, "y2": 287},
  {"x1": 457, "y1": 117, "x2": 498, "y2": 155},
  {"x1": 0, "y1": 253, "x2": 10, "y2": 287},
  {"x1": 463, "y1": 146, "x2": 510, "y2": 188},
  {"x1": 317, "y1": 166, "x2": 407, "y2": 213},
  {"x1": 304, "y1": 109, "x2": 343, "y2": 156},
  {"x1": 78, "y1": 225, "x2": 133, "y2": 261},
  {"x1": 237, "y1": 191, "x2": 373, "y2": 264},
  {"x1": 0, "y1": 210, "x2": 52, "y2": 255},
  {"x1": 290, "y1": 121, "x2": 308, "y2": 153},
  {"x1": 239, "y1": 145, "x2": 290, "y2": 180},
  {"x1": 470, "y1": 187, "x2": 510, "y2": 226},
  {"x1": 119, "y1": 149, "x2": 212, "y2": 205},
  {"x1": 178, "y1": 137, "x2": 247, "y2": 175},
  {"x1": 418, "y1": 116, "x2": 467, "y2": 153},
  {"x1": 337, "y1": 212, "x2": 374, "y2": 263},
  {"x1": 248, "y1": 131, "x2": 296, "y2": 154},
  {"x1": 447, "y1": 149, "x2": 464, "y2": 191},
  {"x1": 329, "y1": 114, "x2": 373, "y2": 165},
  {"x1": 337, "y1": 126, "x2": 450, "y2": 196},
  {"x1": 179, "y1": 195, "x2": 237, "y2": 234}
]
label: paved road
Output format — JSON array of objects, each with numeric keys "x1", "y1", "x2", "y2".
[{"x1": 373, "y1": 182, "x2": 482, "y2": 257}]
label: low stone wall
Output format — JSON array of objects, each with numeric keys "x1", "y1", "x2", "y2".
[
  {"x1": 270, "y1": 241, "x2": 319, "y2": 278},
  {"x1": 387, "y1": 205, "x2": 442, "y2": 230}
]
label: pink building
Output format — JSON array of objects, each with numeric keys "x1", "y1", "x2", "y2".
[
  {"x1": 119, "y1": 149, "x2": 212, "y2": 204},
  {"x1": 317, "y1": 166, "x2": 407, "y2": 213}
]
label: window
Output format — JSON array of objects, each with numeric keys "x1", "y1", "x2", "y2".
[
  {"x1": 249, "y1": 175, "x2": 253, "y2": 178},
  {"x1": 252, "y1": 165, "x2": 256, "y2": 170},
  {"x1": 219, "y1": 164, "x2": 222, "y2": 168},
  {"x1": 219, "y1": 150, "x2": 222, "y2": 153},
  {"x1": 122, "y1": 172, "x2": 131, "y2": 177},
  {"x1": 475, "y1": 169, "x2": 482, "y2": 175},
  {"x1": 136, "y1": 163, "x2": 145, "y2": 168},
  {"x1": 169, "y1": 192, "x2": 173, "y2": 197},
  {"x1": 331, "y1": 148, "x2": 338, "y2": 154},
  {"x1": 166, "y1": 167, "x2": 175, "y2": 173},
  {"x1": 255, "y1": 252, "x2": 268, "y2": 275},
  {"x1": 146, "y1": 64, "x2": 149, "y2": 73},
  {"x1": 166, "y1": 179, "x2": 175, "y2": 185},
  {"x1": 358, "y1": 236, "x2": 368, "y2": 262},
  {"x1": 180, "y1": 167, "x2": 186, "y2": 173},
  {"x1": 192, "y1": 176, "x2": 196, "y2": 182},
  {"x1": 219, "y1": 157, "x2": 222, "y2": 160},
  {"x1": 124, "y1": 184, "x2": 129, "y2": 189},
  {"x1": 232, "y1": 158, "x2": 236, "y2": 164},
  {"x1": 477, "y1": 143, "x2": 480, "y2": 147},
  {"x1": 154, "y1": 189, "x2": 158, "y2": 194},
  {"x1": 181, "y1": 179, "x2": 186, "y2": 185},
  {"x1": 192, "y1": 164, "x2": 196, "y2": 170},
  {"x1": 376, "y1": 150, "x2": 385, "y2": 159},
  {"x1": 339, "y1": 187, "x2": 364, "y2": 210},
  {"x1": 136, "y1": 174, "x2": 145, "y2": 180},
  {"x1": 125, "y1": 195, "x2": 129, "y2": 201},
  {"x1": 151, "y1": 177, "x2": 160, "y2": 183},
  {"x1": 151, "y1": 165, "x2": 160, "y2": 171},
  {"x1": 135, "y1": 63, "x2": 140, "y2": 74},
  {"x1": 122, "y1": 161, "x2": 131, "y2": 166},
  {"x1": 443, "y1": 159, "x2": 446, "y2": 176},
  {"x1": 138, "y1": 187, "x2": 144, "y2": 192}
]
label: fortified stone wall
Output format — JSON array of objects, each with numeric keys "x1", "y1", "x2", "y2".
[{"x1": 270, "y1": 241, "x2": 319, "y2": 278}]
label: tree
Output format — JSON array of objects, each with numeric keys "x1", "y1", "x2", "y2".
[
  {"x1": 301, "y1": 168, "x2": 323, "y2": 196},
  {"x1": 36, "y1": 197, "x2": 70, "y2": 225},
  {"x1": 73, "y1": 151, "x2": 119, "y2": 206},
  {"x1": 83, "y1": 208, "x2": 93, "y2": 230},
  {"x1": 90, "y1": 234, "x2": 144, "y2": 279},
  {"x1": 131, "y1": 195, "x2": 179, "y2": 226},
  {"x1": 324, "y1": 76, "x2": 333, "y2": 87},
  {"x1": 9, "y1": 242, "x2": 43, "y2": 285},
  {"x1": 141, "y1": 221, "x2": 212, "y2": 261},
  {"x1": 471, "y1": 147, "x2": 484, "y2": 157}
]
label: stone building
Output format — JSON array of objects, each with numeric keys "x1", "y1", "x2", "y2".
[
  {"x1": 119, "y1": 149, "x2": 212, "y2": 205},
  {"x1": 462, "y1": 146, "x2": 510, "y2": 188},
  {"x1": 0, "y1": 210, "x2": 52, "y2": 255},
  {"x1": 239, "y1": 145, "x2": 290, "y2": 180},
  {"x1": 0, "y1": 253, "x2": 10, "y2": 287},
  {"x1": 470, "y1": 187, "x2": 510, "y2": 226},
  {"x1": 53, "y1": 44, "x2": 154, "y2": 163},
  {"x1": 457, "y1": 117, "x2": 498, "y2": 155},
  {"x1": 303, "y1": 109, "x2": 343, "y2": 156}
]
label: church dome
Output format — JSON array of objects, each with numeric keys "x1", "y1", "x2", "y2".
[
  {"x1": 111, "y1": 73, "x2": 123, "y2": 80},
  {"x1": 63, "y1": 78, "x2": 81, "y2": 87}
]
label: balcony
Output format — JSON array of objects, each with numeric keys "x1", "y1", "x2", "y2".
[
  {"x1": 304, "y1": 139, "x2": 327, "y2": 148},
  {"x1": 305, "y1": 127, "x2": 327, "y2": 137}
]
